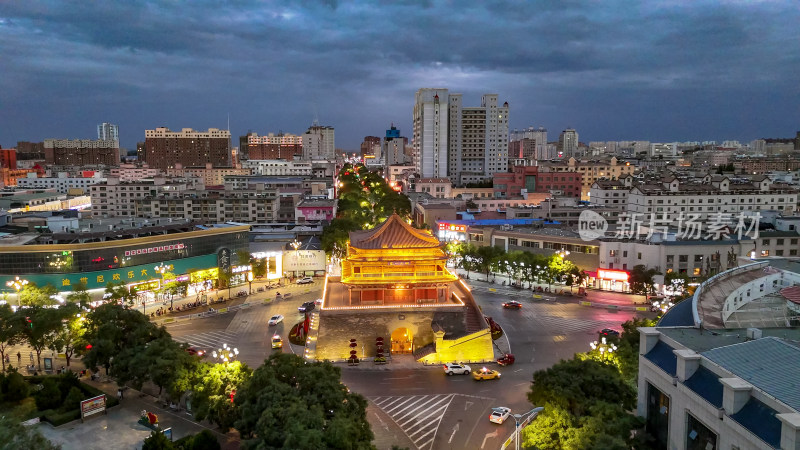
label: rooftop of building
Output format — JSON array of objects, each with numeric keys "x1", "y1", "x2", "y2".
[
  {"x1": 416, "y1": 178, "x2": 452, "y2": 184},
  {"x1": 349, "y1": 214, "x2": 441, "y2": 250},
  {"x1": 296, "y1": 199, "x2": 336, "y2": 207}
]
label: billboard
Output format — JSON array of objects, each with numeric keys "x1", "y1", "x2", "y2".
[
  {"x1": 282, "y1": 250, "x2": 325, "y2": 273},
  {"x1": 81, "y1": 394, "x2": 106, "y2": 421}
]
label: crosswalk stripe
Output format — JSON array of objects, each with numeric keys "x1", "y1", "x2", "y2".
[
  {"x1": 371, "y1": 394, "x2": 455, "y2": 450},
  {"x1": 407, "y1": 404, "x2": 448, "y2": 437},
  {"x1": 389, "y1": 396, "x2": 430, "y2": 416},
  {"x1": 398, "y1": 395, "x2": 450, "y2": 427}
]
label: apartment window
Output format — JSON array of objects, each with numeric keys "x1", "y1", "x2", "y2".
[
  {"x1": 693, "y1": 268, "x2": 701, "y2": 275},
  {"x1": 508, "y1": 238, "x2": 518, "y2": 246},
  {"x1": 638, "y1": 252, "x2": 642, "y2": 260},
  {"x1": 686, "y1": 413, "x2": 717, "y2": 450},
  {"x1": 609, "y1": 250, "x2": 617, "y2": 257},
  {"x1": 679, "y1": 255, "x2": 688, "y2": 263},
  {"x1": 666, "y1": 255, "x2": 674, "y2": 263},
  {"x1": 646, "y1": 382, "x2": 669, "y2": 450},
  {"x1": 776, "y1": 250, "x2": 784, "y2": 256},
  {"x1": 777, "y1": 239, "x2": 784, "y2": 245},
  {"x1": 762, "y1": 239, "x2": 770, "y2": 246},
  {"x1": 623, "y1": 251, "x2": 628, "y2": 257}
]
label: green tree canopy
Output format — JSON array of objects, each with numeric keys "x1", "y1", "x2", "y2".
[
  {"x1": 190, "y1": 360, "x2": 252, "y2": 431},
  {"x1": 0, "y1": 304, "x2": 21, "y2": 372},
  {"x1": 0, "y1": 414, "x2": 61, "y2": 450},
  {"x1": 18, "y1": 282, "x2": 58, "y2": 307},
  {"x1": 235, "y1": 353, "x2": 373, "y2": 449},
  {"x1": 629, "y1": 265, "x2": 660, "y2": 295}
]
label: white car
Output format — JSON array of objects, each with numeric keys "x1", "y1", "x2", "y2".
[
  {"x1": 489, "y1": 407, "x2": 511, "y2": 424},
  {"x1": 268, "y1": 314, "x2": 284, "y2": 326},
  {"x1": 296, "y1": 277, "x2": 314, "y2": 284},
  {"x1": 443, "y1": 362, "x2": 471, "y2": 375}
]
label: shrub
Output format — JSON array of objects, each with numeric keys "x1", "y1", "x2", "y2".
[
  {"x1": 63, "y1": 386, "x2": 84, "y2": 413},
  {"x1": 188, "y1": 429, "x2": 221, "y2": 450},
  {"x1": 41, "y1": 408, "x2": 82, "y2": 426},
  {"x1": 34, "y1": 378, "x2": 63, "y2": 411},
  {"x1": 57, "y1": 371, "x2": 81, "y2": 398},
  {"x1": 4, "y1": 372, "x2": 30, "y2": 402}
]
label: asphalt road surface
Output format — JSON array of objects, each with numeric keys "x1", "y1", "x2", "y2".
[{"x1": 164, "y1": 280, "x2": 653, "y2": 450}]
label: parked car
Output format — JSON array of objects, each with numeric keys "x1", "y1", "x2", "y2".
[
  {"x1": 268, "y1": 314, "x2": 284, "y2": 326},
  {"x1": 271, "y1": 335, "x2": 283, "y2": 349},
  {"x1": 296, "y1": 277, "x2": 314, "y2": 284},
  {"x1": 472, "y1": 367, "x2": 501, "y2": 381},
  {"x1": 489, "y1": 407, "x2": 511, "y2": 424},
  {"x1": 497, "y1": 353, "x2": 515, "y2": 366},
  {"x1": 502, "y1": 300, "x2": 522, "y2": 309},
  {"x1": 298, "y1": 301, "x2": 316, "y2": 313},
  {"x1": 443, "y1": 363, "x2": 471, "y2": 375},
  {"x1": 600, "y1": 328, "x2": 620, "y2": 338}
]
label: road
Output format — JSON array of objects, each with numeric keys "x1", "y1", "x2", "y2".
[{"x1": 163, "y1": 278, "x2": 653, "y2": 450}]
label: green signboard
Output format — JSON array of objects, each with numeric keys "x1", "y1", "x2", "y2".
[{"x1": 0, "y1": 254, "x2": 218, "y2": 292}]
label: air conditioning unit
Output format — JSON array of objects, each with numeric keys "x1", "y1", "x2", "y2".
[{"x1": 746, "y1": 328, "x2": 762, "y2": 340}]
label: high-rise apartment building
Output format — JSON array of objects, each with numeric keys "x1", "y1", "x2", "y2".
[
  {"x1": 413, "y1": 89, "x2": 509, "y2": 183},
  {"x1": 510, "y1": 127, "x2": 548, "y2": 160},
  {"x1": 413, "y1": 88, "x2": 450, "y2": 179},
  {"x1": 360, "y1": 136, "x2": 381, "y2": 157},
  {"x1": 0, "y1": 147, "x2": 17, "y2": 170},
  {"x1": 44, "y1": 139, "x2": 119, "y2": 166},
  {"x1": 557, "y1": 129, "x2": 579, "y2": 158},
  {"x1": 97, "y1": 123, "x2": 119, "y2": 142},
  {"x1": 448, "y1": 94, "x2": 509, "y2": 184},
  {"x1": 246, "y1": 133, "x2": 303, "y2": 160},
  {"x1": 383, "y1": 125, "x2": 408, "y2": 166},
  {"x1": 302, "y1": 124, "x2": 335, "y2": 160},
  {"x1": 143, "y1": 127, "x2": 230, "y2": 170}
]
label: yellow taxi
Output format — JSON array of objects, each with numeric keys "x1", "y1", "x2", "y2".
[
  {"x1": 271, "y1": 334, "x2": 283, "y2": 349},
  {"x1": 472, "y1": 367, "x2": 501, "y2": 381}
]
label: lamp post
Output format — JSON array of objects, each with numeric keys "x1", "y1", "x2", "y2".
[
  {"x1": 291, "y1": 239, "x2": 301, "y2": 279},
  {"x1": 154, "y1": 263, "x2": 171, "y2": 311},
  {"x1": 247, "y1": 271, "x2": 254, "y2": 295},
  {"x1": 511, "y1": 406, "x2": 544, "y2": 450},
  {"x1": 6, "y1": 276, "x2": 28, "y2": 308},
  {"x1": 589, "y1": 337, "x2": 618, "y2": 361},
  {"x1": 212, "y1": 343, "x2": 239, "y2": 364}
]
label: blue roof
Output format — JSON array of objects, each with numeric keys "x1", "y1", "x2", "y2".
[
  {"x1": 657, "y1": 297, "x2": 695, "y2": 327},
  {"x1": 644, "y1": 340, "x2": 677, "y2": 376},
  {"x1": 730, "y1": 398, "x2": 782, "y2": 449},
  {"x1": 437, "y1": 218, "x2": 561, "y2": 226},
  {"x1": 683, "y1": 366, "x2": 723, "y2": 408}
]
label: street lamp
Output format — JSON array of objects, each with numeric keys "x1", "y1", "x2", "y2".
[
  {"x1": 154, "y1": 263, "x2": 171, "y2": 311},
  {"x1": 589, "y1": 337, "x2": 618, "y2": 361},
  {"x1": 291, "y1": 239, "x2": 301, "y2": 279},
  {"x1": 6, "y1": 276, "x2": 28, "y2": 308},
  {"x1": 212, "y1": 343, "x2": 239, "y2": 364},
  {"x1": 511, "y1": 406, "x2": 544, "y2": 450},
  {"x1": 556, "y1": 249, "x2": 570, "y2": 259}
]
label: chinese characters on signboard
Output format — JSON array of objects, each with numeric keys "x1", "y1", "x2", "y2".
[{"x1": 124, "y1": 243, "x2": 184, "y2": 257}]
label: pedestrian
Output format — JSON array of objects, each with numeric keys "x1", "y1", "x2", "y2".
[
  {"x1": 117, "y1": 388, "x2": 123, "y2": 400},
  {"x1": 29, "y1": 352, "x2": 33, "y2": 363},
  {"x1": 16, "y1": 352, "x2": 21, "y2": 364}
]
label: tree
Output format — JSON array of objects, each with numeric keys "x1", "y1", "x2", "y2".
[
  {"x1": 474, "y1": 245, "x2": 505, "y2": 281},
  {"x1": 16, "y1": 305, "x2": 63, "y2": 371},
  {"x1": 615, "y1": 317, "x2": 657, "y2": 386},
  {"x1": 455, "y1": 242, "x2": 478, "y2": 277},
  {"x1": 0, "y1": 304, "x2": 21, "y2": 372},
  {"x1": 79, "y1": 303, "x2": 162, "y2": 376},
  {"x1": 105, "y1": 282, "x2": 137, "y2": 307},
  {"x1": 0, "y1": 414, "x2": 61, "y2": 450},
  {"x1": 629, "y1": 265, "x2": 660, "y2": 295},
  {"x1": 321, "y1": 218, "x2": 360, "y2": 261},
  {"x1": 186, "y1": 430, "x2": 221, "y2": 450},
  {"x1": 18, "y1": 282, "x2": 58, "y2": 307},
  {"x1": 190, "y1": 361, "x2": 252, "y2": 431},
  {"x1": 528, "y1": 358, "x2": 636, "y2": 418},
  {"x1": 48, "y1": 303, "x2": 84, "y2": 368},
  {"x1": 66, "y1": 280, "x2": 91, "y2": 308},
  {"x1": 235, "y1": 353, "x2": 373, "y2": 449},
  {"x1": 142, "y1": 430, "x2": 176, "y2": 450},
  {"x1": 252, "y1": 258, "x2": 267, "y2": 279}
]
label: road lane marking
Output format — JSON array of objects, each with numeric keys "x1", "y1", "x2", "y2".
[
  {"x1": 448, "y1": 423, "x2": 460, "y2": 444},
  {"x1": 370, "y1": 394, "x2": 455, "y2": 450},
  {"x1": 481, "y1": 429, "x2": 500, "y2": 449},
  {"x1": 397, "y1": 395, "x2": 449, "y2": 425},
  {"x1": 388, "y1": 396, "x2": 430, "y2": 416}
]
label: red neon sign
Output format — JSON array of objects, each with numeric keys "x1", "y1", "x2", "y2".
[
  {"x1": 597, "y1": 268, "x2": 629, "y2": 282},
  {"x1": 438, "y1": 223, "x2": 466, "y2": 233}
]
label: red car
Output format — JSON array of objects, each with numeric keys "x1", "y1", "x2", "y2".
[
  {"x1": 185, "y1": 347, "x2": 206, "y2": 357},
  {"x1": 497, "y1": 353, "x2": 515, "y2": 366},
  {"x1": 502, "y1": 301, "x2": 522, "y2": 309}
]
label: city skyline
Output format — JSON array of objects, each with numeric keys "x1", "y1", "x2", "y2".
[{"x1": 1, "y1": 1, "x2": 798, "y2": 151}]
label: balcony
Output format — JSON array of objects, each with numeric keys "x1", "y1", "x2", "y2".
[{"x1": 343, "y1": 270, "x2": 457, "y2": 284}]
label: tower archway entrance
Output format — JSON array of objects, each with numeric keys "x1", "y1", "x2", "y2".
[{"x1": 390, "y1": 327, "x2": 413, "y2": 354}]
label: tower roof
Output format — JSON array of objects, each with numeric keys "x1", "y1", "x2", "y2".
[{"x1": 349, "y1": 214, "x2": 441, "y2": 249}]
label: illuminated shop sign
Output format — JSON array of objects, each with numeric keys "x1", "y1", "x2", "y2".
[
  {"x1": 130, "y1": 280, "x2": 160, "y2": 293},
  {"x1": 438, "y1": 223, "x2": 466, "y2": 233},
  {"x1": 232, "y1": 265, "x2": 252, "y2": 274},
  {"x1": 125, "y1": 243, "x2": 184, "y2": 257},
  {"x1": 597, "y1": 268, "x2": 629, "y2": 282}
]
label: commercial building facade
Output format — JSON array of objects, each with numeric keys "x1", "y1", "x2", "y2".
[
  {"x1": 246, "y1": 133, "x2": 303, "y2": 160},
  {"x1": 0, "y1": 225, "x2": 250, "y2": 296}
]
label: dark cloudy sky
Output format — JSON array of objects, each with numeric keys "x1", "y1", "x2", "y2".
[{"x1": 1, "y1": 0, "x2": 798, "y2": 151}]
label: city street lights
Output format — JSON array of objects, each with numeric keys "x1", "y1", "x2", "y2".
[
  {"x1": 154, "y1": 263, "x2": 171, "y2": 311},
  {"x1": 511, "y1": 406, "x2": 544, "y2": 450},
  {"x1": 212, "y1": 343, "x2": 239, "y2": 364},
  {"x1": 589, "y1": 337, "x2": 618, "y2": 361},
  {"x1": 291, "y1": 239, "x2": 301, "y2": 279},
  {"x1": 6, "y1": 276, "x2": 29, "y2": 307},
  {"x1": 556, "y1": 249, "x2": 570, "y2": 259}
]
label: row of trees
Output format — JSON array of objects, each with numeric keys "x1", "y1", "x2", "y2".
[
  {"x1": 322, "y1": 163, "x2": 412, "y2": 260},
  {"x1": 449, "y1": 242, "x2": 587, "y2": 291},
  {"x1": 76, "y1": 303, "x2": 373, "y2": 449},
  {"x1": 522, "y1": 317, "x2": 657, "y2": 449}
]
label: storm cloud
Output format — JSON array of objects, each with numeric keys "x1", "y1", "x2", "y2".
[{"x1": 1, "y1": 0, "x2": 798, "y2": 150}]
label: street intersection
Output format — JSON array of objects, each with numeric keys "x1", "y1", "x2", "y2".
[{"x1": 164, "y1": 278, "x2": 652, "y2": 450}]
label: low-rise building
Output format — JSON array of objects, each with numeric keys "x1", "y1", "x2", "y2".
[
  {"x1": 242, "y1": 160, "x2": 313, "y2": 176},
  {"x1": 414, "y1": 178, "x2": 452, "y2": 199},
  {"x1": 294, "y1": 199, "x2": 337, "y2": 223},
  {"x1": 493, "y1": 165, "x2": 583, "y2": 199},
  {"x1": 166, "y1": 163, "x2": 251, "y2": 187},
  {"x1": 16, "y1": 172, "x2": 105, "y2": 194},
  {"x1": 538, "y1": 156, "x2": 636, "y2": 200},
  {"x1": 90, "y1": 176, "x2": 197, "y2": 218},
  {"x1": 109, "y1": 164, "x2": 162, "y2": 182},
  {"x1": 135, "y1": 187, "x2": 279, "y2": 224}
]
